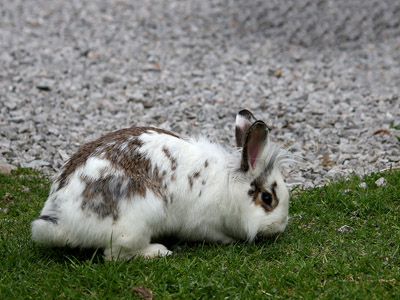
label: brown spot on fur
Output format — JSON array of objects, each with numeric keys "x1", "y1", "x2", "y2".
[
  {"x1": 188, "y1": 175, "x2": 193, "y2": 190},
  {"x1": 56, "y1": 126, "x2": 178, "y2": 219},
  {"x1": 162, "y1": 147, "x2": 177, "y2": 171},
  {"x1": 147, "y1": 163, "x2": 169, "y2": 204},
  {"x1": 270, "y1": 181, "x2": 279, "y2": 210},
  {"x1": 199, "y1": 190, "x2": 202, "y2": 197},
  {"x1": 201, "y1": 180, "x2": 206, "y2": 185},
  {"x1": 81, "y1": 175, "x2": 122, "y2": 220},
  {"x1": 188, "y1": 171, "x2": 201, "y2": 190},
  {"x1": 204, "y1": 160, "x2": 209, "y2": 168},
  {"x1": 249, "y1": 180, "x2": 279, "y2": 213}
]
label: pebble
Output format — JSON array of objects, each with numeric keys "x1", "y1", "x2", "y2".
[
  {"x1": 0, "y1": 162, "x2": 17, "y2": 174},
  {"x1": 358, "y1": 182, "x2": 367, "y2": 189},
  {"x1": 24, "y1": 160, "x2": 51, "y2": 169},
  {"x1": 375, "y1": 177, "x2": 387, "y2": 187},
  {"x1": 0, "y1": 0, "x2": 399, "y2": 189},
  {"x1": 58, "y1": 149, "x2": 70, "y2": 162},
  {"x1": 337, "y1": 225, "x2": 355, "y2": 233},
  {"x1": 36, "y1": 79, "x2": 56, "y2": 91}
]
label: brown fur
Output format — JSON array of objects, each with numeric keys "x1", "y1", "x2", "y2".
[
  {"x1": 188, "y1": 175, "x2": 193, "y2": 190},
  {"x1": 188, "y1": 171, "x2": 201, "y2": 190},
  {"x1": 57, "y1": 126, "x2": 178, "y2": 190},
  {"x1": 162, "y1": 147, "x2": 178, "y2": 171},
  {"x1": 55, "y1": 126, "x2": 179, "y2": 219},
  {"x1": 249, "y1": 180, "x2": 279, "y2": 212},
  {"x1": 81, "y1": 174, "x2": 122, "y2": 220}
]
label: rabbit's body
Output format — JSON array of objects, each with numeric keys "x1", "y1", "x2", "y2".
[{"x1": 32, "y1": 110, "x2": 290, "y2": 260}]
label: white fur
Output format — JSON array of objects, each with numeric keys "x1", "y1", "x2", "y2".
[
  {"x1": 32, "y1": 124, "x2": 290, "y2": 260},
  {"x1": 235, "y1": 114, "x2": 251, "y2": 130}
]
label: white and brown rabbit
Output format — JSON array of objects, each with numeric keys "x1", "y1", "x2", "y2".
[{"x1": 32, "y1": 109, "x2": 290, "y2": 260}]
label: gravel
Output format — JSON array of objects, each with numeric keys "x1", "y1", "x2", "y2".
[{"x1": 0, "y1": 0, "x2": 399, "y2": 188}]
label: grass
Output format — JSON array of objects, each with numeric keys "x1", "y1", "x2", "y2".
[
  {"x1": 390, "y1": 124, "x2": 400, "y2": 142},
  {"x1": 0, "y1": 167, "x2": 399, "y2": 299}
]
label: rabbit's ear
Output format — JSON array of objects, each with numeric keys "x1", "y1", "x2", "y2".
[
  {"x1": 240, "y1": 121, "x2": 269, "y2": 172},
  {"x1": 235, "y1": 109, "x2": 257, "y2": 147}
]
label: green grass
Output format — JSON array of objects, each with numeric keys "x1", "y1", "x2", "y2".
[
  {"x1": 1, "y1": 167, "x2": 399, "y2": 299},
  {"x1": 390, "y1": 124, "x2": 400, "y2": 142}
]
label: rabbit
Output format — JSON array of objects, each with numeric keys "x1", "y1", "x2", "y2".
[{"x1": 31, "y1": 109, "x2": 291, "y2": 260}]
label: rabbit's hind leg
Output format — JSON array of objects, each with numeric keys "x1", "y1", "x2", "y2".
[
  {"x1": 104, "y1": 241, "x2": 172, "y2": 260},
  {"x1": 103, "y1": 229, "x2": 148, "y2": 261},
  {"x1": 103, "y1": 224, "x2": 172, "y2": 260}
]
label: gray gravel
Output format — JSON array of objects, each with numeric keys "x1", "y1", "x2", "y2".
[{"x1": 1, "y1": 0, "x2": 399, "y2": 188}]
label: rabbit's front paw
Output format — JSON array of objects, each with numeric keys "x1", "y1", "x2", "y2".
[{"x1": 138, "y1": 243, "x2": 173, "y2": 258}]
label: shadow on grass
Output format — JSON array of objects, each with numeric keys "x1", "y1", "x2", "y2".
[
  {"x1": 35, "y1": 245, "x2": 104, "y2": 264},
  {"x1": 33, "y1": 231, "x2": 287, "y2": 264}
]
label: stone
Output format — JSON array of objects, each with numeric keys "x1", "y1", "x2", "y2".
[
  {"x1": 0, "y1": 162, "x2": 17, "y2": 174},
  {"x1": 36, "y1": 79, "x2": 56, "y2": 91},
  {"x1": 358, "y1": 182, "x2": 367, "y2": 189},
  {"x1": 375, "y1": 177, "x2": 387, "y2": 187},
  {"x1": 337, "y1": 225, "x2": 355, "y2": 233},
  {"x1": 58, "y1": 149, "x2": 70, "y2": 161}
]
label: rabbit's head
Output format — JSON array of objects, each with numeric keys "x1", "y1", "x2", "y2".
[{"x1": 232, "y1": 110, "x2": 290, "y2": 239}]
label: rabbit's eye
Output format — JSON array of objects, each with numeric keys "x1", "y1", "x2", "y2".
[{"x1": 261, "y1": 192, "x2": 273, "y2": 207}]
